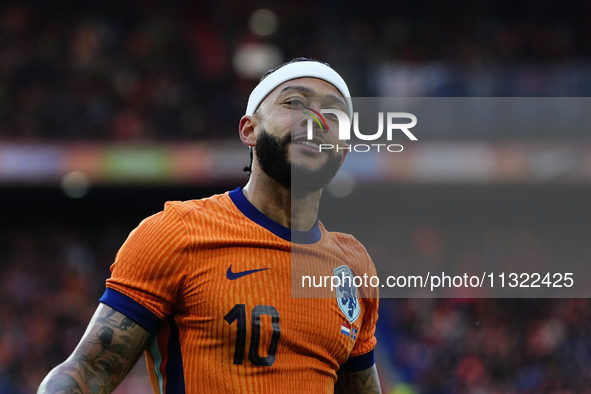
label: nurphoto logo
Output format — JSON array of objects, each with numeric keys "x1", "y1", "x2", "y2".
[{"x1": 305, "y1": 109, "x2": 418, "y2": 153}]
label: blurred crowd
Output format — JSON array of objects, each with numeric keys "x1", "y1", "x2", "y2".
[
  {"x1": 380, "y1": 297, "x2": 591, "y2": 394},
  {"x1": 367, "y1": 222, "x2": 591, "y2": 394},
  {"x1": 2, "y1": 218, "x2": 590, "y2": 393},
  {"x1": 1, "y1": 0, "x2": 591, "y2": 141},
  {"x1": 0, "y1": 222, "x2": 130, "y2": 393}
]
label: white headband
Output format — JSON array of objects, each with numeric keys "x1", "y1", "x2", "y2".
[{"x1": 245, "y1": 61, "x2": 353, "y2": 119}]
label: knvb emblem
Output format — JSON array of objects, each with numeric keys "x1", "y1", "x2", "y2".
[{"x1": 334, "y1": 265, "x2": 361, "y2": 324}]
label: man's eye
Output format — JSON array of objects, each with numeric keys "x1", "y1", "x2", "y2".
[{"x1": 288, "y1": 99, "x2": 305, "y2": 108}]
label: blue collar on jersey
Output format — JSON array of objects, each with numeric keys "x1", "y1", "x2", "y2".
[{"x1": 229, "y1": 187, "x2": 321, "y2": 244}]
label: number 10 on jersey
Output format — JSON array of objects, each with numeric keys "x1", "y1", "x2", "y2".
[{"x1": 224, "y1": 304, "x2": 281, "y2": 367}]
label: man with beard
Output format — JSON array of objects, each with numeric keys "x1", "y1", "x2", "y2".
[{"x1": 38, "y1": 58, "x2": 381, "y2": 394}]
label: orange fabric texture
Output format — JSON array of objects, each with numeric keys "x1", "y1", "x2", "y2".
[{"x1": 106, "y1": 191, "x2": 378, "y2": 393}]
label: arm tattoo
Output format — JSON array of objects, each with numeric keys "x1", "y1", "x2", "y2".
[
  {"x1": 38, "y1": 305, "x2": 151, "y2": 394},
  {"x1": 42, "y1": 372, "x2": 83, "y2": 394},
  {"x1": 335, "y1": 365, "x2": 382, "y2": 394}
]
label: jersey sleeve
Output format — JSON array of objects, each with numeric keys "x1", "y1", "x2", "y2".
[
  {"x1": 340, "y1": 236, "x2": 379, "y2": 371},
  {"x1": 338, "y1": 296, "x2": 379, "y2": 372},
  {"x1": 351, "y1": 296, "x2": 379, "y2": 358},
  {"x1": 101, "y1": 202, "x2": 190, "y2": 330}
]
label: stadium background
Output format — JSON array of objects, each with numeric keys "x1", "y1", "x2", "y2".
[{"x1": 2, "y1": 1, "x2": 591, "y2": 393}]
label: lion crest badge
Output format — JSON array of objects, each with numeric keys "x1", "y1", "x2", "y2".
[{"x1": 334, "y1": 265, "x2": 361, "y2": 324}]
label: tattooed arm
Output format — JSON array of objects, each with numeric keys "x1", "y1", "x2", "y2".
[
  {"x1": 37, "y1": 303, "x2": 152, "y2": 394},
  {"x1": 335, "y1": 364, "x2": 382, "y2": 394}
]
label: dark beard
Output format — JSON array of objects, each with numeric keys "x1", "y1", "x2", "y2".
[{"x1": 255, "y1": 126, "x2": 343, "y2": 193}]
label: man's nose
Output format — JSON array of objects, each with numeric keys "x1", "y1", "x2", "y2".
[{"x1": 299, "y1": 115, "x2": 328, "y2": 133}]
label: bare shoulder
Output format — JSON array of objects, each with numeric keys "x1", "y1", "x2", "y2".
[
  {"x1": 335, "y1": 364, "x2": 382, "y2": 394},
  {"x1": 37, "y1": 303, "x2": 151, "y2": 394}
]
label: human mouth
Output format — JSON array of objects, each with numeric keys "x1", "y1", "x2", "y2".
[
  {"x1": 291, "y1": 134, "x2": 327, "y2": 153},
  {"x1": 293, "y1": 141, "x2": 321, "y2": 152},
  {"x1": 291, "y1": 133, "x2": 326, "y2": 150}
]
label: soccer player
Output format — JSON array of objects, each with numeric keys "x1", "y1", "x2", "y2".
[{"x1": 38, "y1": 58, "x2": 381, "y2": 394}]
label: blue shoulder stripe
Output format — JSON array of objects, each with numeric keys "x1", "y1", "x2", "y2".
[
  {"x1": 339, "y1": 349, "x2": 375, "y2": 372},
  {"x1": 99, "y1": 288, "x2": 162, "y2": 334}
]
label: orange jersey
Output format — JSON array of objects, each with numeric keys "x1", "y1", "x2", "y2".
[{"x1": 100, "y1": 188, "x2": 378, "y2": 394}]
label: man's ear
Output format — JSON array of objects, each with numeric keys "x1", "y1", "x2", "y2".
[{"x1": 239, "y1": 115, "x2": 257, "y2": 148}]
